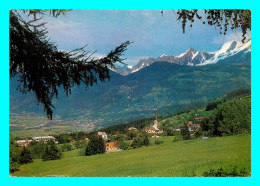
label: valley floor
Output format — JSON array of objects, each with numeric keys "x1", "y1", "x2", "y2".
[{"x1": 11, "y1": 134, "x2": 251, "y2": 177}]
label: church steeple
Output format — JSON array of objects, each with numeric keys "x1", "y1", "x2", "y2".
[{"x1": 153, "y1": 111, "x2": 158, "y2": 130}]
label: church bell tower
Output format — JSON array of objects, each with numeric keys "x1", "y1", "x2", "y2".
[{"x1": 153, "y1": 112, "x2": 158, "y2": 129}]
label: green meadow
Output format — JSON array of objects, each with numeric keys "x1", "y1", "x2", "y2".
[{"x1": 12, "y1": 134, "x2": 251, "y2": 177}]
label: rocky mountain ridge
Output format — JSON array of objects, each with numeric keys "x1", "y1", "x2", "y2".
[{"x1": 113, "y1": 39, "x2": 251, "y2": 75}]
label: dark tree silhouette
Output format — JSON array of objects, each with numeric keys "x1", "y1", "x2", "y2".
[
  {"x1": 19, "y1": 146, "x2": 33, "y2": 164},
  {"x1": 9, "y1": 10, "x2": 130, "y2": 119},
  {"x1": 143, "y1": 135, "x2": 150, "y2": 146},
  {"x1": 180, "y1": 123, "x2": 191, "y2": 140}
]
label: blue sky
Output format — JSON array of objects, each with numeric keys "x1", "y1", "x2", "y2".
[{"x1": 37, "y1": 10, "x2": 249, "y2": 66}]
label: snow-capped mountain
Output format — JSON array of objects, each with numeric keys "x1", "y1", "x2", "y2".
[{"x1": 114, "y1": 39, "x2": 251, "y2": 75}]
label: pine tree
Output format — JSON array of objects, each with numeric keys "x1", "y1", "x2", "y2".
[
  {"x1": 19, "y1": 146, "x2": 33, "y2": 164},
  {"x1": 42, "y1": 141, "x2": 62, "y2": 161},
  {"x1": 180, "y1": 123, "x2": 191, "y2": 140},
  {"x1": 85, "y1": 135, "x2": 105, "y2": 156},
  {"x1": 10, "y1": 10, "x2": 131, "y2": 119}
]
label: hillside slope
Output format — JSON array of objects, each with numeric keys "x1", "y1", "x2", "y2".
[
  {"x1": 12, "y1": 134, "x2": 251, "y2": 177},
  {"x1": 10, "y1": 51, "x2": 251, "y2": 127}
]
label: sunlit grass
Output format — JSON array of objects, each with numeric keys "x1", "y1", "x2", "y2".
[{"x1": 12, "y1": 134, "x2": 251, "y2": 177}]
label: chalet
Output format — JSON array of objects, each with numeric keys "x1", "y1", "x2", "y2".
[
  {"x1": 144, "y1": 126, "x2": 150, "y2": 132},
  {"x1": 98, "y1": 132, "x2": 108, "y2": 140},
  {"x1": 105, "y1": 141, "x2": 121, "y2": 153},
  {"x1": 186, "y1": 122, "x2": 201, "y2": 133},
  {"x1": 16, "y1": 139, "x2": 32, "y2": 147},
  {"x1": 128, "y1": 127, "x2": 138, "y2": 131}
]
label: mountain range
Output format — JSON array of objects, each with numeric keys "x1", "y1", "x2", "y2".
[
  {"x1": 10, "y1": 40, "x2": 251, "y2": 129},
  {"x1": 113, "y1": 39, "x2": 251, "y2": 75}
]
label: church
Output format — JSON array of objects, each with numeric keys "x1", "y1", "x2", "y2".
[{"x1": 144, "y1": 112, "x2": 163, "y2": 136}]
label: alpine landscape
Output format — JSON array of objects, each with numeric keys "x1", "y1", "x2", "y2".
[{"x1": 9, "y1": 9, "x2": 251, "y2": 177}]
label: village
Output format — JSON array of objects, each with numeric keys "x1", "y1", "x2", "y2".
[{"x1": 15, "y1": 112, "x2": 202, "y2": 153}]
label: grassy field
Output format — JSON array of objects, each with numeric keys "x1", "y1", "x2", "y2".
[{"x1": 12, "y1": 134, "x2": 251, "y2": 177}]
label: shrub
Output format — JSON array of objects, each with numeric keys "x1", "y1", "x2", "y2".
[
  {"x1": 155, "y1": 140, "x2": 164, "y2": 145},
  {"x1": 75, "y1": 140, "x2": 87, "y2": 149},
  {"x1": 77, "y1": 148, "x2": 85, "y2": 156},
  {"x1": 9, "y1": 160, "x2": 20, "y2": 173},
  {"x1": 173, "y1": 131, "x2": 183, "y2": 142},
  {"x1": 117, "y1": 141, "x2": 130, "y2": 150},
  {"x1": 127, "y1": 131, "x2": 137, "y2": 140},
  {"x1": 143, "y1": 135, "x2": 150, "y2": 146},
  {"x1": 60, "y1": 143, "x2": 73, "y2": 152},
  {"x1": 203, "y1": 166, "x2": 249, "y2": 177},
  {"x1": 131, "y1": 137, "x2": 143, "y2": 149},
  {"x1": 195, "y1": 129, "x2": 202, "y2": 138},
  {"x1": 9, "y1": 139, "x2": 21, "y2": 173}
]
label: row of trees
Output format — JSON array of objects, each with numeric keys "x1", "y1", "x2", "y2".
[
  {"x1": 131, "y1": 135, "x2": 150, "y2": 149},
  {"x1": 10, "y1": 138, "x2": 62, "y2": 173},
  {"x1": 201, "y1": 96, "x2": 251, "y2": 136},
  {"x1": 84, "y1": 134, "x2": 151, "y2": 156},
  {"x1": 10, "y1": 93, "x2": 250, "y2": 172},
  {"x1": 54, "y1": 131, "x2": 90, "y2": 144}
]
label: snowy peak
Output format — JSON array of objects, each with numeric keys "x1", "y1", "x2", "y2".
[
  {"x1": 127, "y1": 65, "x2": 133, "y2": 69},
  {"x1": 160, "y1": 54, "x2": 167, "y2": 58},
  {"x1": 186, "y1": 48, "x2": 197, "y2": 54},
  {"x1": 218, "y1": 40, "x2": 250, "y2": 55},
  {"x1": 199, "y1": 39, "x2": 251, "y2": 66},
  {"x1": 112, "y1": 40, "x2": 251, "y2": 75},
  {"x1": 219, "y1": 41, "x2": 238, "y2": 53}
]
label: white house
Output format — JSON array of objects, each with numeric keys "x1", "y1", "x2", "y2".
[
  {"x1": 16, "y1": 136, "x2": 56, "y2": 147},
  {"x1": 32, "y1": 136, "x2": 55, "y2": 142},
  {"x1": 16, "y1": 139, "x2": 32, "y2": 147},
  {"x1": 128, "y1": 127, "x2": 138, "y2": 131},
  {"x1": 98, "y1": 132, "x2": 108, "y2": 140}
]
